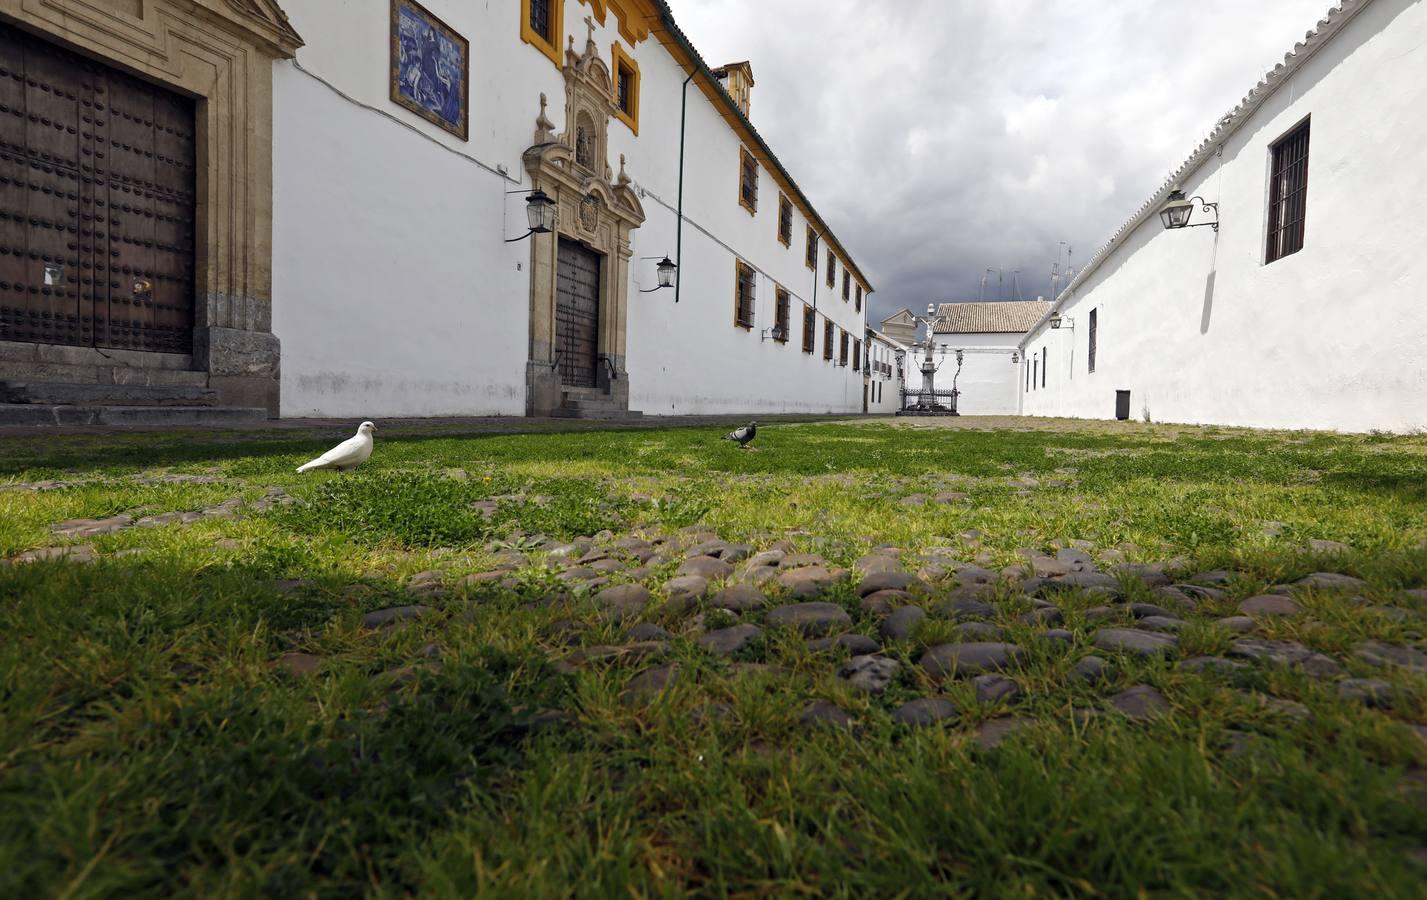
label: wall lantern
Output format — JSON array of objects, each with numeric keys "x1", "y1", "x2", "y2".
[
  {"x1": 1049, "y1": 313, "x2": 1074, "y2": 330},
  {"x1": 640, "y1": 256, "x2": 678, "y2": 293},
  {"x1": 761, "y1": 324, "x2": 786, "y2": 342},
  {"x1": 505, "y1": 189, "x2": 557, "y2": 242},
  {"x1": 1011, "y1": 351, "x2": 1020, "y2": 364},
  {"x1": 1158, "y1": 188, "x2": 1219, "y2": 232}
]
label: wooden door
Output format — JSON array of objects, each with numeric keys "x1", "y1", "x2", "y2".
[
  {"x1": 555, "y1": 238, "x2": 600, "y2": 388},
  {"x1": 0, "y1": 22, "x2": 195, "y2": 353}
]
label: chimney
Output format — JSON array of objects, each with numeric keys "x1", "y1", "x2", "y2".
[{"x1": 713, "y1": 61, "x2": 754, "y2": 117}]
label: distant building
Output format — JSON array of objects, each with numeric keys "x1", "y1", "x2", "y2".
[
  {"x1": 864, "y1": 328, "x2": 909, "y2": 414},
  {"x1": 879, "y1": 308, "x2": 919, "y2": 346},
  {"x1": 932, "y1": 300, "x2": 1049, "y2": 415},
  {"x1": 1020, "y1": 0, "x2": 1425, "y2": 432}
]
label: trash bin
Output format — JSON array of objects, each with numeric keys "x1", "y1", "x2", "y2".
[{"x1": 1115, "y1": 390, "x2": 1131, "y2": 421}]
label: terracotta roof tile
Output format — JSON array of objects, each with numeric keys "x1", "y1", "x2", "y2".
[{"x1": 933, "y1": 301, "x2": 1052, "y2": 334}]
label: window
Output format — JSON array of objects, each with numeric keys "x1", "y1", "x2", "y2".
[
  {"x1": 1088, "y1": 308, "x2": 1098, "y2": 373},
  {"x1": 739, "y1": 147, "x2": 758, "y2": 214},
  {"x1": 1032, "y1": 358, "x2": 1038, "y2": 391},
  {"x1": 826, "y1": 250, "x2": 836, "y2": 288},
  {"x1": 855, "y1": 284, "x2": 863, "y2": 313},
  {"x1": 842, "y1": 270, "x2": 850, "y2": 302},
  {"x1": 774, "y1": 287, "x2": 790, "y2": 342},
  {"x1": 839, "y1": 330, "x2": 849, "y2": 366},
  {"x1": 802, "y1": 305, "x2": 816, "y2": 353},
  {"x1": 805, "y1": 226, "x2": 818, "y2": 269},
  {"x1": 824, "y1": 320, "x2": 834, "y2": 360},
  {"x1": 522, "y1": 0, "x2": 564, "y2": 68},
  {"x1": 778, "y1": 194, "x2": 793, "y2": 246},
  {"x1": 1041, "y1": 347, "x2": 1047, "y2": 388},
  {"x1": 1267, "y1": 118, "x2": 1310, "y2": 264},
  {"x1": 1025, "y1": 360, "x2": 1030, "y2": 393},
  {"x1": 853, "y1": 338, "x2": 861, "y2": 371},
  {"x1": 734, "y1": 261, "x2": 755, "y2": 328},
  {"x1": 611, "y1": 43, "x2": 640, "y2": 134}
]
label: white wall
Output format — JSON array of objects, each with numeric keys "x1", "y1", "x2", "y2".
[
  {"x1": 929, "y1": 332, "x2": 1022, "y2": 415},
  {"x1": 865, "y1": 336, "x2": 904, "y2": 414},
  {"x1": 1021, "y1": 0, "x2": 1427, "y2": 432},
  {"x1": 271, "y1": 0, "x2": 869, "y2": 418}
]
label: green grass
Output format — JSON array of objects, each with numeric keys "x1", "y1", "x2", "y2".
[{"x1": 1, "y1": 418, "x2": 1425, "y2": 897}]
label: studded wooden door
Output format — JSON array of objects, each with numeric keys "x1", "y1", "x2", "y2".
[
  {"x1": 555, "y1": 238, "x2": 601, "y2": 388},
  {"x1": 0, "y1": 23, "x2": 195, "y2": 353}
]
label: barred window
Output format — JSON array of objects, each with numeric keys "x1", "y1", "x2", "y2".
[
  {"x1": 775, "y1": 287, "x2": 790, "y2": 342},
  {"x1": 855, "y1": 284, "x2": 863, "y2": 313},
  {"x1": 1088, "y1": 308, "x2": 1098, "y2": 374},
  {"x1": 826, "y1": 250, "x2": 836, "y2": 288},
  {"x1": 853, "y1": 338, "x2": 861, "y2": 371},
  {"x1": 842, "y1": 270, "x2": 850, "y2": 302},
  {"x1": 734, "y1": 261, "x2": 755, "y2": 328},
  {"x1": 802, "y1": 305, "x2": 816, "y2": 353},
  {"x1": 1267, "y1": 118, "x2": 1310, "y2": 264},
  {"x1": 529, "y1": 0, "x2": 553, "y2": 42},
  {"x1": 739, "y1": 148, "x2": 758, "y2": 214},
  {"x1": 839, "y1": 330, "x2": 849, "y2": 366},
  {"x1": 824, "y1": 320, "x2": 834, "y2": 360},
  {"x1": 778, "y1": 195, "x2": 793, "y2": 246},
  {"x1": 805, "y1": 226, "x2": 818, "y2": 269}
]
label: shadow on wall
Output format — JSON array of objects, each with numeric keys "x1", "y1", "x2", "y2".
[{"x1": 1201, "y1": 268, "x2": 1217, "y2": 334}]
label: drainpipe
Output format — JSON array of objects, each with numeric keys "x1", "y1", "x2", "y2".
[{"x1": 673, "y1": 70, "x2": 695, "y2": 304}]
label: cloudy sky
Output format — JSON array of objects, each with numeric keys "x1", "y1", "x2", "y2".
[{"x1": 671, "y1": 0, "x2": 1333, "y2": 323}]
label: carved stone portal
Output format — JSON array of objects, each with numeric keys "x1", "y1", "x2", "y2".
[{"x1": 523, "y1": 25, "x2": 646, "y2": 417}]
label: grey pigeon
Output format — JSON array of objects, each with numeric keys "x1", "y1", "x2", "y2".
[{"x1": 722, "y1": 421, "x2": 757, "y2": 448}]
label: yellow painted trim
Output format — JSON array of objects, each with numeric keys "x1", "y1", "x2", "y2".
[
  {"x1": 776, "y1": 193, "x2": 792, "y2": 247},
  {"x1": 610, "y1": 41, "x2": 640, "y2": 135},
  {"x1": 522, "y1": 0, "x2": 565, "y2": 69},
  {"x1": 738, "y1": 147, "x2": 758, "y2": 217},
  {"x1": 579, "y1": 0, "x2": 651, "y2": 44}
]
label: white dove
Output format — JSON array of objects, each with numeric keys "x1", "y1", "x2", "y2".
[{"x1": 296, "y1": 421, "x2": 377, "y2": 473}]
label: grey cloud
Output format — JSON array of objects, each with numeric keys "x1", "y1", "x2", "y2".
[{"x1": 671, "y1": 0, "x2": 1332, "y2": 322}]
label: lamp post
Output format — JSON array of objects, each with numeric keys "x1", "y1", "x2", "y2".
[
  {"x1": 505, "y1": 189, "x2": 557, "y2": 242},
  {"x1": 1158, "y1": 188, "x2": 1219, "y2": 232},
  {"x1": 639, "y1": 256, "x2": 677, "y2": 293}
]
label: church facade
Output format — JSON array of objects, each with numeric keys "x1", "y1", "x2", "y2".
[{"x1": 0, "y1": 0, "x2": 871, "y2": 420}]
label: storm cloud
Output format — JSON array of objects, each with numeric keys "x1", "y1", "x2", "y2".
[{"x1": 672, "y1": 0, "x2": 1334, "y2": 323}]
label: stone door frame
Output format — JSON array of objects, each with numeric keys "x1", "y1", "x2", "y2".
[
  {"x1": 0, "y1": 0, "x2": 301, "y2": 414},
  {"x1": 522, "y1": 29, "x2": 644, "y2": 418}
]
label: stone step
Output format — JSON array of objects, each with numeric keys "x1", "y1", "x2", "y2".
[
  {"x1": 0, "y1": 381, "x2": 218, "y2": 407},
  {"x1": 548, "y1": 407, "x2": 644, "y2": 421},
  {"x1": 0, "y1": 360, "x2": 209, "y2": 387},
  {"x1": 0, "y1": 404, "x2": 268, "y2": 427}
]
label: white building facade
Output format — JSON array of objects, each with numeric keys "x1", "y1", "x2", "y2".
[
  {"x1": 864, "y1": 329, "x2": 908, "y2": 414},
  {"x1": 931, "y1": 301, "x2": 1049, "y2": 416},
  {"x1": 271, "y1": 0, "x2": 873, "y2": 419},
  {"x1": 1019, "y1": 0, "x2": 1427, "y2": 433}
]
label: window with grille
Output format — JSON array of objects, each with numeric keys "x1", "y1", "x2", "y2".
[
  {"x1": 805, "y1": 226, "x2": 818, "y2": 269},
  {"x1": 842, "y1": 270, "x2": 850, "y2": 302},
  {"x1": 1041, "y1": 347, "x2": 1047, "y2": 388},
  {"x1": 824, "y1": 320, "x2": 834, "y2": 360},
  {"x1": 839, "y1": 330, "x2": 849, "y2": 366},
  {"x1": 853, "y1": 338, "x2": 861, "y2": 371},
  {"x1": 734, "y1": 261, "x2": 755, "y2": 328},
  {"x1": 1266, "y1": 118, "x2": 1310, "y2": 264},
  {"x1": 802, "y1": 305, "x2": 816, "y2": 353},
  {"x1": 775, "y1": 287, "x2": 790, "y2": 342},
  {"x1": 778, "y1": 195, "x2": 793, "y2": 246},
  {"x1": 826, "y1": 250, "x2": 836, "y2": 288},
  {"x1": 611, "y1": 43, "x2": 640, "y2": 133},
  {"x1": 855, "y1": 284, "x2": 863, "y2": 313},
  {"x1": 1088, "y1": 308, "x2": 1098, "y2": 373},
  {"x1": 530, "y1": 0, "x2": 553, "y2": 42},
  {"x1": 739, "y1": 148, "x2": 758, "y2": 214},
  {"x1": 1032, "y1": 358, "x2": 1037, "y2": 391}
]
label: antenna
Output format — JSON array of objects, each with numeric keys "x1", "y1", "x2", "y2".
[
  {"x1": 980, "y1": 268, "x2": 992, "y2": 301},
  {"x1": 1012, "y1": 270, "x2": 1022, "y2": 301},
  {"x1": 997, "y1": 268, "x2": 1003, "y2": 301}
]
